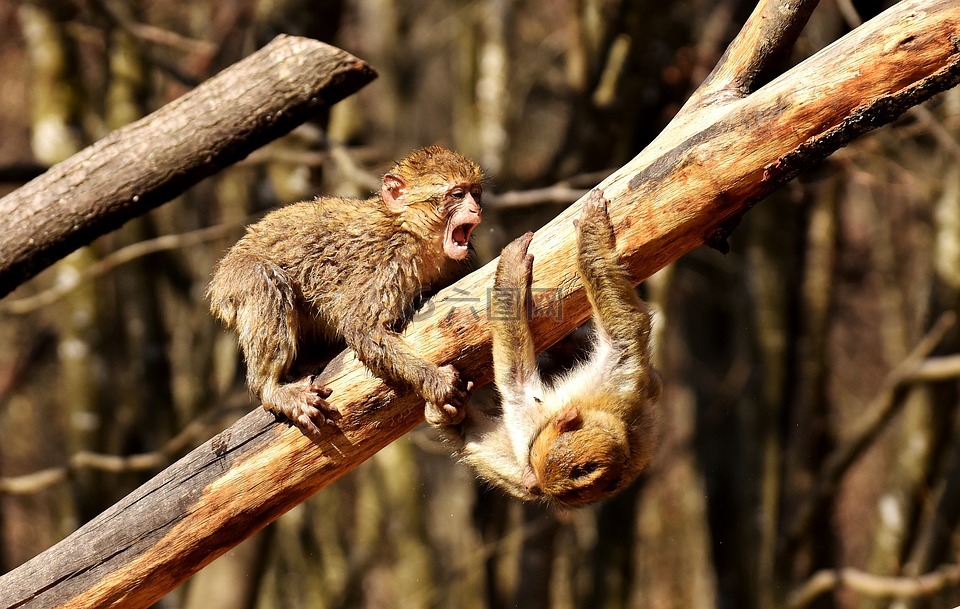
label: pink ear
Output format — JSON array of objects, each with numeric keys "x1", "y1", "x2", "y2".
[
  {"x1": 555, "y1": 406, "x2": 582, "y2": 432},
  {"x1": 382, "y1": 174, "x2": 407, "y2": 212}
]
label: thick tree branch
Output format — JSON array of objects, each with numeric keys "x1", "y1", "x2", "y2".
[
  {"x1": 1, "y1": 1, "x2": 959, "y2": 607},
  {"x1": 0, "y1": 35, "x2": 376, "y2": 297},
  {"x1": 680, "y1": 0, "x2": 820, "y2": 114}
]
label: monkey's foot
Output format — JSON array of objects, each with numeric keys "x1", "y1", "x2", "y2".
[
  {"x1": 576, "y1": 189, "x2": 617, "y2": 250},
  {"x1": 263, "y1": 376, "x2": 340, "y2": 441},
  {"x1": 424, "y1": 395, "x2": 471, "y2": 427},
  {"x1": 423, "y1": 365, "x2": 474, "y2": 427}
]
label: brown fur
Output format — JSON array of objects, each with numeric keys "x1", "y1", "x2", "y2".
[
  {"x1": 432, "y1": 189, "x2": 662, "y2": 507},
  {"x1": 208, "y1": 146, "x2": 484, "y2": 440}
]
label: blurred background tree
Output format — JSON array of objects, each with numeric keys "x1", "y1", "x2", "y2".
[{"x1": 1, "y1": 1, "x2": 959, "y2": 608}]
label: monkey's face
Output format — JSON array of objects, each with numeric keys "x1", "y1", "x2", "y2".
[
  {"x1": 382, "y1": 146, "x2": 485, "y2": 261},
  {"x1": 441, "y1": 184, "x2": 482, "y2": 260},
  {"x1": 529, "y1": 418, "x2": 630, "y2": 507}
]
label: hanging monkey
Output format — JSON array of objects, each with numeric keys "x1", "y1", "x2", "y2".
[{"x1": 432, "y1": 189, "x2": 662, "y2": 506}]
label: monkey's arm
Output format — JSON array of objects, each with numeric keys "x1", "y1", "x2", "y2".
[
  {"x1": 340, "y1": 307, "x2": 471, "y2": 423},
  {"x1": 490, "y1": 232, "x2": 559, "y2": 468}
]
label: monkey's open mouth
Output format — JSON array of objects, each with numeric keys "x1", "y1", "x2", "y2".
[{"x1": 445, "y1": 220, "x2": 478, "y2": 259}]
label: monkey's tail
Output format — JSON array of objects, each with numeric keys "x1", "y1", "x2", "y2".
[
  {"x1": 207, "y1": 250, "x2": 300, "y2": 330},
  {"x1": 206, "y1": 257, "x2": 239, "y2": 327}
]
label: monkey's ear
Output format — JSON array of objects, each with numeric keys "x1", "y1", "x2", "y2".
[
  {"x1": 555, "y1": 406, "x2": 582, "y2": 432},
  {"x1": 382, "y1": 173, "x2": 408, "y2": 212}
]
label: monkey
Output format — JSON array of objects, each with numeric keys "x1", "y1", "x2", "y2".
[
  {"x1": 207, "y1": 146, "x2": 484, "y2": 441},
  {"x1": 430, "y1": 189, "x2": 662, "y2": 506}
]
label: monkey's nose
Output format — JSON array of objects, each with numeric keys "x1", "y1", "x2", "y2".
[{"x1": 522, "y1": 466, "x2": 542, "y2": 495}]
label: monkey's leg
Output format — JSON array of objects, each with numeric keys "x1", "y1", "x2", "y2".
[
  {"x1": 491, "y1": 233, "x2": 553, "y2": 459},
  {"x1": 575, "y1": 190, "x2": 658, "y2": 380},
  {"x1": 491, "y1": 232, "x2": 539, "y2": 400},
  {"x1": 236, "y1": 259, "x2": 339, "y2": 440}
]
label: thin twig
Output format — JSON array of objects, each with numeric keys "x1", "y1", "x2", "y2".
[
  {"x1": 484, "y1": 186, "x2": 587, "y2": 209},
  {"x1": 787, "y1": 563, "x2": 960, "y2": 608},
  {"x1": 907, "y1": 353, "x2": 960, "y2": 382},
  {"x1": 0, "y1": 405, "x2": 247, "y2": 496},
  {"x1": 908, "y1": 104, "x2": 960, "y2": 162},
  {"x1": 0, "y1": 221, "x2": 246, "y2": 315}
]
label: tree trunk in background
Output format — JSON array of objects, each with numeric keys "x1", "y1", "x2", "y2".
[{"x1": 19, "y1": 0, "x2": 104, "y2": 530}]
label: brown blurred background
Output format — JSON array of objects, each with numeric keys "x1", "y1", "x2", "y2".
[{"x1": 1, "y1": 1, "x2": 959, "y2": 608}]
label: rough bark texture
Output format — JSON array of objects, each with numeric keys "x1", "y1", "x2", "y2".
[
  {"x1": 1, "y1": 0, "x2": 959, "y2": 607},
  {"x1": 0, "y1": 34, "x2": 376, "y2": 297}
]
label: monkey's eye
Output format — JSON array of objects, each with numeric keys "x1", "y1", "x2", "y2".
[
  {"x1": 451, "y1": 189, "x2": 466, "y2": 200},
  {"x1": 570, "y1": 461, "x2": 599, "y2": 479}
]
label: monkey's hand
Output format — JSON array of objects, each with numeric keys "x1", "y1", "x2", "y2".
[
  {"x1": 575, "y1": 189, "x2": 617, "y2": 254},
  {"x1": 423, "y1": 364, "x2": 474, "y2": 427},
  {"x1": 263, "y1": 375, "x2": 340, "y2": 441},
  {"x1": 496, "y1": 232, "x2": 534, "y2": 291}
]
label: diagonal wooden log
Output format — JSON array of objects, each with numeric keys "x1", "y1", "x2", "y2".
[
  {"x1": 0, "y1": 35, "x2": 376, "y2": 298},
  {"x1": 2, "y1": 0, "x2": 959, "y2": 607}
]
